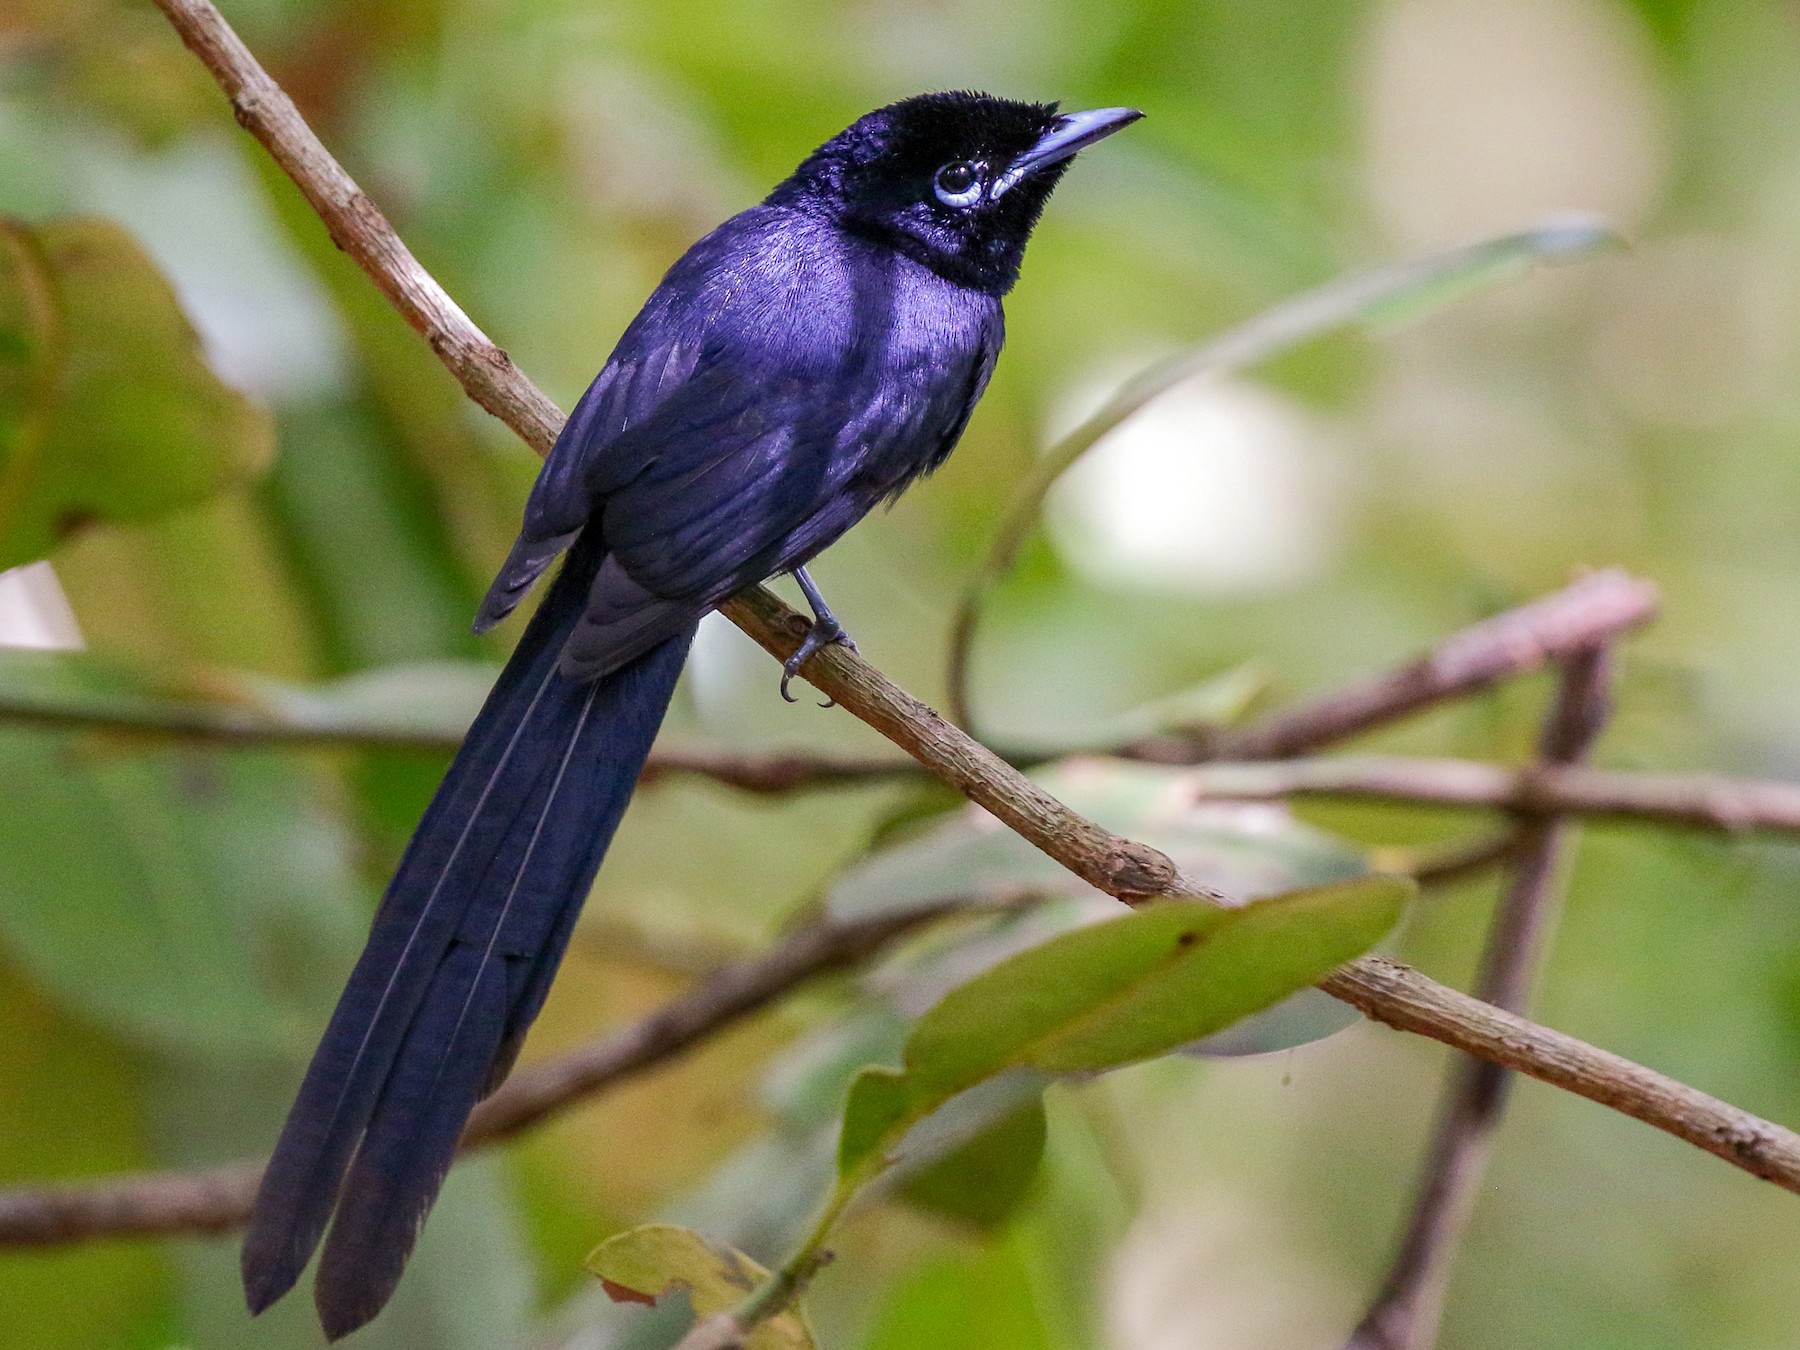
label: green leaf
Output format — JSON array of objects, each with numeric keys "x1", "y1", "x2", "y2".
[
  {"x1": 838, "y1": 877, "x2": 1411, "y2": 1182},
  {"x1": 911, "y1": 878, "x2": 1409, "y2": 1090},
  {"x1": 837, "y1": 1067, "x2": 913, "y2": 1177},
  {"x1": 586, "y1": 1224, "x2": 815, "y2": 1350},
  {"x1": 0, "y1": 216, "x2": 272, "y2": 569},
  {"x1": 863, "y1": 1242, "x2": 1056, "y2": 1350},
  {"x1": 897, "y1": 1094, "x2": 1047, "y2": 1231}
]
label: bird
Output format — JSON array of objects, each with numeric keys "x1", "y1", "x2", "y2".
[{"x1": 240, "y1": 90, "x2": 1141, "y2": 1340}]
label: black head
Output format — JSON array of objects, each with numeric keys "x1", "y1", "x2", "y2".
[{"x1": 767, "y1": 92, "x2": 1142, "y2": 295}]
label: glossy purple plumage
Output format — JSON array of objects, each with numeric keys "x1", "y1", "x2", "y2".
[{"x1": 242, "y1": 89, "x2": 1137, "y2": 1339}]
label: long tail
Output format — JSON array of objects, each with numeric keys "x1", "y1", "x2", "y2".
[{"x1": 241, "y1": 530, "x2": 694, "y2": 1341}]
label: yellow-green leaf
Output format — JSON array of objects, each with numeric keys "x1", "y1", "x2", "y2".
[
  {"x1": 586, "y1": 1224, "x2": 815, "y2": 1350},
  {"x1": 897, "y1": 1095, "x2": 1047, "y2": 1230},
  {"x1": 908, "y1": 877, "x2": 1411, "y2": 1094},
  {"x1": 0, "y1": 216, "x2": 272, "y2": 570}
]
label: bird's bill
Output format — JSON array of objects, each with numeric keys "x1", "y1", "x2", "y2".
[{"x1": 993, "y1": 106, "x2": 1144, "y2": 196}]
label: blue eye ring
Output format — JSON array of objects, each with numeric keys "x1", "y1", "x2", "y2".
[{"x1": 933, "y1": 160, "x2": 983, "y2": 208}]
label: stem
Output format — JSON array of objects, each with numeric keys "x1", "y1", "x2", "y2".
[
  {"x1": 1347, "y1": 647, "x2": 1614, "y2": 1349},
  {"x1": 667, "y1": 1174, "x2": 860, "y2": 1350}
]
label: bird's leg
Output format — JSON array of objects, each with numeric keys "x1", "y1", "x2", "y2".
[{"x1": 782, "y1": 566, "x2": 859, "y2": 704}]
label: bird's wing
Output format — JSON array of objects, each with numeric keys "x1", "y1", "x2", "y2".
[
  {"x1": 473, "y1": 319, "x2": 708, "y2": 632},
  {"x1": 476, "y1": 207, "x2": 1003, "y2": 671},
  {"x1": 553, "y1": 310, "x2": 1000, "y2": 677}
]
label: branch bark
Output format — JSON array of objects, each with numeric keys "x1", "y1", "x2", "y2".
[
  {"x1": 1320, "y1": 955, "x2": 1800, "y2": 1193},
  {"x1": 150, "y1": 0, "x2": 564, "y2": 455},
  {"x1": 1169, "y1": 570, "x2": 1654, "y2": 762}
]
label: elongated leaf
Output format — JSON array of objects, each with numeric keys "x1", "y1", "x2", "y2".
[
  {"x1": 0, "y1": 216, "x2": 271, "y2": 569},
  {"x1": 838, "y1": 1068, "x2": 912, "y2": 1178},
  {"x1": 839, "y1": 877, "x2": 1410, "y2": 1181},
  {"x1": 587, "y1": 1224, "x2": 815, "y2": 1350}
]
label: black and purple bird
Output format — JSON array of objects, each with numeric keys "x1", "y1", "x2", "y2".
[{"x1": 241, "y1": 90, "x2": 1141, "y2": 1338}]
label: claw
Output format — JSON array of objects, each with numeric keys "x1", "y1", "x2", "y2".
[
  {"x1": 781, "y1": 614, "x2": 849, "y2": 706},
  {"x1": 781, "y1": 566, "x2": 857, "y2": 708}
]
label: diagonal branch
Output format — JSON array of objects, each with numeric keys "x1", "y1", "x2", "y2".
[
  {"x1": 1186, "y1": 570, "x2": 1652, "y2": 762},
  {"x1": 1318, "y1": 955, "x2": 1800, "y2": 1190},
  {"x1": 0, "y1": 901, "x2": 963, "y2": 1246},
  {"x1": 130, "y1": 0, "x2": 1800, "y2": 1245},
  {"x1": 150, "y1": 0, "x2": 563, "y2": 455}
]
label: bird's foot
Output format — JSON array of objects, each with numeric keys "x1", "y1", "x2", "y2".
[
  {"x1": 780, "y1": 617, "x2": 857, "y2": 704},
  {"x1": 782, "y1": 567, "x2": 858, "y2": 706}
]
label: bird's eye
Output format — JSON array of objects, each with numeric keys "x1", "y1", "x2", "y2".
[{"x1": 933, "y1": 160, "x2": 983, "y2": 208}]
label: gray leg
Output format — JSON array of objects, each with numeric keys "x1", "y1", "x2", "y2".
[{"x1": 781, "y1": 566, "x2": 859, "y2": 703}]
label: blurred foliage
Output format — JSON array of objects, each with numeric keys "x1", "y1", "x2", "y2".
[
  {"x1": 5, "y1": 0, "x2": 1800, "y2": 1347},
  {"x1": 0, "y1": 215, "x2": 271, "y2": 570}
]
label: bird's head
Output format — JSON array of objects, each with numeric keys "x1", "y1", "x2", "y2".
[{"x1": 768, "y1": 92, "x2": 1142, "y2": 295}]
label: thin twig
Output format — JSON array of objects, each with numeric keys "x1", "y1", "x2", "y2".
[
  {"x1": 638, "y1": 746, "x2": 916, "y2": 794},
  {"x1": 1166, "y1": 755, "x2": 1800, "y2": 835},
  {"x1": 1187, "y1": 570, "x2": 1655, "y2": 762},
  {"x1": 19, "y1": 673, "x2": 1800, "y2": 838},
  {"x1": 137, "y1": 0, "x2": 1800, "y2": 1244},
  {"x1": 0, "y1": 903, "x2": 959, "y2": 1247},
  {"x1": 1348, "y1": 647, "x2": 1613, "y2": 1350},
  {"x1": 0, "y1": 568, "x2": 1653, "y2": 769},
  {"x1": 0, "y1": 688, "x2": 469, "y2": 750},
  {"x1": 0, "y1": 686, "x2": 920, "y2": 789}
]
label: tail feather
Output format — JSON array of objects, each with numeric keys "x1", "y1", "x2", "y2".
[
  {"x1": 242, "y1": 530, "x2": 694, "y2": 1335},
  {"x1": 312, "y1": 944, "x2": 510, "y2": 1340}
]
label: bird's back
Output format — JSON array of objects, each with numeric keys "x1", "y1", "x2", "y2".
[{"x1": 488, "y1": 204, "x2": 1004, "y2": 677}]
